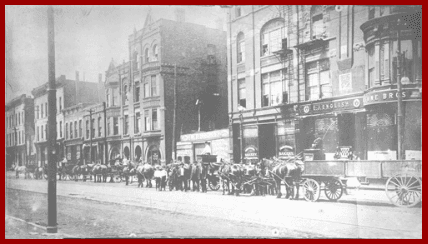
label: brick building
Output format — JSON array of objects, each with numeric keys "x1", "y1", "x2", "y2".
[
  {"x1": 31, "y1": 74, "x2": 105, "y2": 166},
  {"x1": 104, "y1": 11, "x2": 228, "y2": 164},
  {"x1": 5, "y1": 94, "x2": 34, "y2": 168},
  {"x1": 227, "y1": 5, "x2": 421, "y2": 163}
]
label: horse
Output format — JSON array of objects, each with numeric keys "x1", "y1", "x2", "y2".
[
  {"x1": 142, "y1": 163, "x2": 154, "y2": 188},
  {"x1": 33, "y1": 166, "x2": 44, "y2": 179},
  {"x1": 190, "y1": 162, "x2": 201, "y2": 192},
  {"x1": 261, "y1": 157, "x2": 304, "y2": 199},
  {"x1": 218, "y1": 160, "x2": 244, "y2": 196},
  {"x1": 92, "y1": 163, "x2": 108, "y2": 183},
  {"x1": 15, "y1": 166, "x2": 28, "y2": 179},
  {"x1": 154, "y1": 165, "x2": 167, "y2": 191},
  {"x1": 123, "y1": 162, "x2": 137, "y2": 185},
  {"x1": 71, "y1": 164, "x2": 94, "y2": 181}
]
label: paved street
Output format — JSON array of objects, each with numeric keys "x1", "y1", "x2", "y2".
[{"x1": 5, "y1": 172, "x2": 422, "y2": 238}]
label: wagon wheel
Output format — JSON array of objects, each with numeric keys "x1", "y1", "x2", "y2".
[
  {"x1": 114, "y1": 174, "x2": 122, "y2": 183},
  {"x1": 208, "y1": 177, "x2": 221, "y2": 191},
  {"x1": 385, "y1": 173, "x2": 422, "y2": 208},
  {"x1": 302, "y1": 179, "x2": 321, "y2": 202},
  {"x1": 324, "y1": 179, "x2": 344, "y2": 201}
]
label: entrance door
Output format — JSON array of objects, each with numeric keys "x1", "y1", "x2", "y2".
[
  {"x1": 338, "y1": 113, "x2": 355, "y2": 148},
  {"x1": 258, "y1": 124, "x2": 276, "y2": 160}
]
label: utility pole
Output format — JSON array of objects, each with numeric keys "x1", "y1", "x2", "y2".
[
  {"x1": 14, "y1": 127, "x2": 17, "y2": 166},
  {"x1": 46, "y1": 5, "x2": 57, "y2": 234},
  {"x1": 171, "y1": 64, "x2": 177, "y2": 160},
  {"x1": 103, "y1": 102, "x2": 107, "y2": 165},
  {"x1": 89, "y1": 109, "x2": 93, "y2": 164},
  {"x1": 396, "y1": 19, "x2": 403, "y2": 160}
]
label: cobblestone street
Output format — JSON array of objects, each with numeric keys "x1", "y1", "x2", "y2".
[{"x1": 5, "y1": 174, "x2": 422, "y2": 238}]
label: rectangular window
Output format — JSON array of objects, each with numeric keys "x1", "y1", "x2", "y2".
[
  {"x1": 152, "y1": 109, "x2": 158, "y2": 131},
  {"x1": 306, "y1": 59, "x2": 331, "y2": 101},
  {"x1": 79, "y1": 120, "x2": 82, "y2": 138},
  {"x1": 144, "y1": 77, "x2": 150, "y2": 98},
  {"x1": 369, "y1": 6, "x2": 375, "y2": 19},
  {"x1": 113, "y1": 117, "x2": 119, "y2": 135},
  {"x1": 41, "y1": 105, "x2": 44, "y2": 118},
  {"x1": 368, "y1": 45, "x2": 375, "y2": 87},
  {"x1": 151, "y1": 75, "x2": 157, "y2": 96},
  {"x1": 238, "y1": 78, "x2": 246, "y2": 108},
  {"x1": 74, "y1": 121, "x2": 78, "y2": 139},
  {"x1": 65, "y1": 123, "x2": 68, "y2": 140},
  {"x1": 235, "y1": 6, "x2": 241, "y2": 18},
  {"x1": 112, "y1": 88, "x2": 119, "y2": 106},
  {"x1": 58, "y1": 121, "x2": 61, "y2": 138},
  {"x1": 91, "y1": 119, "x2": 95, "y2": 138},
  {"x1": 59, "y1": 97, "x2": 62, "y2": 112},
  {"x1": 70, "y1": 122, "x2": 73, "y2": 139},
  {"x1": 124, "y1": 115, "x2": 129, "y2": 135},
  {"x1": 312, "y1": 14, "x2": 323, "y2": 38},
  {"x1": 238, "y1": 40, "x2": 245, "y2": 63},
  {"x1": 261, "y1": 69, "x2": 288, "y2": 107},
  {"x1": 134, "y1": 83, "x2": 140, "y2": 102},
  {"x1": 86, "y1": 120, "x2": 90, "y2": 139},
  {"x1": 144, "y1": 110, "x2": 150, "y2": 131},
  {"x1": 106, "y1": 90, "x2": 110, "y2": 107},
  {"x1": 37, "y1": 126, "x2": 39, "y2": 141},
  {"x1": 45, "y1": 103, "x2": 48, "y2": 118},
  {"x1": 107, "y1": 119, "x2": 111, "y2": 136},
  {"x1": 135, "y1": 112, "x2": 141, "y2": 133},
  {"x1": 98, "y1": 117, "x2": 102, "y2": 137},
  {"x1": 262, "y1": 27, "x2": 286, "y2": 56}
]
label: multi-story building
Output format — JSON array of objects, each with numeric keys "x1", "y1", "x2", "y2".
[
  {"x1": 5, "y1": 94, "x2": 35, "y2": 168},
  {"x1": 104, "y1": 11, "x2": 228, "y2": 164},
  {"x1": 227, "y1": 5, "x2": 421, "y2": 163},
  {"x1": 31, "y1": 74, "x2": 105, "y2": 166}
]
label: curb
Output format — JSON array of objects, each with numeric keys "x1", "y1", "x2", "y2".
[{"x1": 6, "y1": 215, "x2": 76, "y2": 238}]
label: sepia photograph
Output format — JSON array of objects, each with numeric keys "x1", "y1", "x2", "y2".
[{"x1": 5, "y1": 5, "x2": 422, "y2": 239}]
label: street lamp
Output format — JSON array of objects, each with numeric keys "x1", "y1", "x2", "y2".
[{"x1": 238, "y1": 105, "x2": 245, "y2": 164}]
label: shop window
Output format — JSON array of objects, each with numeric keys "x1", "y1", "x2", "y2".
[
  {"x1": 261, "y1": 19, "x2": 286, "y2": 56},
  {"x1": 311, "y1": 5, "x2": 324, "y2": 38},
  {"x1": 238, "y1": 78, "x2": 246, "y2": 108},
  {"x1": 306, "y1": 59, "x2": 331, "y2": 101},
  {"x1": 262, "y1": 69, "x2": 289, "y2": 107},
  {"x1": 237, "y1": 33, "x2": 245, "y2": 63}
]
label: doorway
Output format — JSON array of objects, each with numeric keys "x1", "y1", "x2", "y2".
[{"x1": 258, "y1": 124, "x2": 276, "y2": 159}]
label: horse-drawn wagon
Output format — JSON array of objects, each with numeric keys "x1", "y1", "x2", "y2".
[{"x1": 200, "y1": 155, "x2": 221, "y2": 191}]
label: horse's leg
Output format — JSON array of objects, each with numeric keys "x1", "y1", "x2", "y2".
[{"x1": 276, "y1": 179, "x2": 282, "y2": 198}]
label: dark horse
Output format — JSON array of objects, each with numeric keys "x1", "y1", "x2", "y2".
[
  {"x1": 218, "y1": 161, "x2": 244, "y2": 196},
  {"x1": 261, "y1": 157, "x2": 304, "y2": 199},
  {"x1": 123, "y1": 162, "x2": 137, "y2": 185}
]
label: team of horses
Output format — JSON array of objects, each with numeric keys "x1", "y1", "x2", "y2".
[{"x1": 14, "y1": 156, "x2": 305, "y2": 200}]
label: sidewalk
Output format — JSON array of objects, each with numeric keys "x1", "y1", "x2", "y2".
[{"x1": 5, "y1": 216, "x2": 73, "y2": 239}]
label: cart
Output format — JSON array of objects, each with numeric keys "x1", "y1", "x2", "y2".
[{"x1": 200, "y1": 155, "x2": 221, "y2": 191}]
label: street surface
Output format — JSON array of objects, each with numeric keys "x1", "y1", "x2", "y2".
[{"x1": 5, "y1": 172, "x2": 422, "y2": 238}]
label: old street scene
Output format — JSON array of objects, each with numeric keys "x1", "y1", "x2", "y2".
[{"x1": 5, "y1": 5, "x2": 422, "y2": 239}]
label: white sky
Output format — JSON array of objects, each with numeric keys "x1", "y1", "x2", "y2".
[{"x1": 5, "y1": 5, "x2": 227, "y2": 103}]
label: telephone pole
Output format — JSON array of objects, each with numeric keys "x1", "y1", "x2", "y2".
[
  {"x1": 46, "y1": 5, "x2": 57, "y2": 234},
  {"x1": 171, "y1": 64, "x2": 177, "y2": 160},
  {"x1": 89, "y1": 109, "x2": 93, "y2": 164},
  {"x1": 396, "y1": 19, "x2": 404, "y2": 160}
]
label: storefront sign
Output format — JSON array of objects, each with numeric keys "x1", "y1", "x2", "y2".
[
  {"x1": 278, "y1": 145, "x2": 294, "y2": 158},
  {"x1": 300, "y1": 97, "x2": 363, "y2": 115},
  {"x1": 368, "y1": 151, "x2": 397, "y2": 160},
  {"x1": 363, "y1": 88, "x2": 421, "y2": 105},
  {"x1": 405, "y1": 150, "x2": 422, "y2": 160},
  {"x1": 244, "y1": 146, "x2": 258, "y2": 158}
]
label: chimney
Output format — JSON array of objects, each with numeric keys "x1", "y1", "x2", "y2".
[
  {"x1": 175, "y1": 8, "x2": 185, "y2": 22},
  {"x1": 75, "y1": 71, "x2": 79, "y2": 81},
  {"x1": 98, "y1": 73, "x2": 103, "y2": 83},
  {"x1": 215, "y1": 18, "x2": 224, "y2": 31}
]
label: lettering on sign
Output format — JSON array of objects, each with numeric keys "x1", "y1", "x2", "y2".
[
  {"x1": 363, "y1": 89, "x2": 421, "y2": 105},
  {"x1": 278, "y1": 145, "x2": 294, "y2": 157},
  {"x1": 244, "y1": 146, "x2": 258, "y2": 158},
  {"x1": 310, "y1": 97, "x2": 363, "y2": 114}
]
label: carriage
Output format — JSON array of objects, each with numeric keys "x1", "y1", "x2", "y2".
[
  {"x1": 105, "y1": 163, "x2": 124, "y2": 183},
  {"x1": 200, "y1": 155, "x2": 221, "y2": 191},
  {"x1": 300, "y1": 158, "x2": 422, "y2": 207}
]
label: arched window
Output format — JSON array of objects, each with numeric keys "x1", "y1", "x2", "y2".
[
  {"x1": 237, "y1": 32, "x2": 245, "y2": 63},
  {"x1": 152, "y1": 44, "x2": 158, "y2": 61},
  {"x1": 311, "y1": 5, "x2": 324, "y2": 38},
  {"x1": 261, "y1": 19, "x2": 286, "y2": 56},
  {"x1": 145, "y1": 47, "x2": 150, "y2": 63}
]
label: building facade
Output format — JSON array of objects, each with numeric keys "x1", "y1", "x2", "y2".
[
  {"x1": 5, "y1": 94, "x2": 35, "y2": 168},
  {"x1": 227, "y1": 5, "x2": 421, "y2": 163},
  {"x1": 105, "y1": 12, "x2": 228, "y2": 164},
  {"x1": 31, "y1": 74, "x2": 105, "y2": 166}
]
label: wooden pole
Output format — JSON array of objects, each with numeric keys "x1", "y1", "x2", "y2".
[
  {"x1": 396, "y1": 20, "x2": 403, "y2": 160},
  {"x1": 46, "y1": 5, "x2": 57, "y2": 234},
  {"x1": 172, "y1": 64, "x2": 177, "y2": 160}
]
